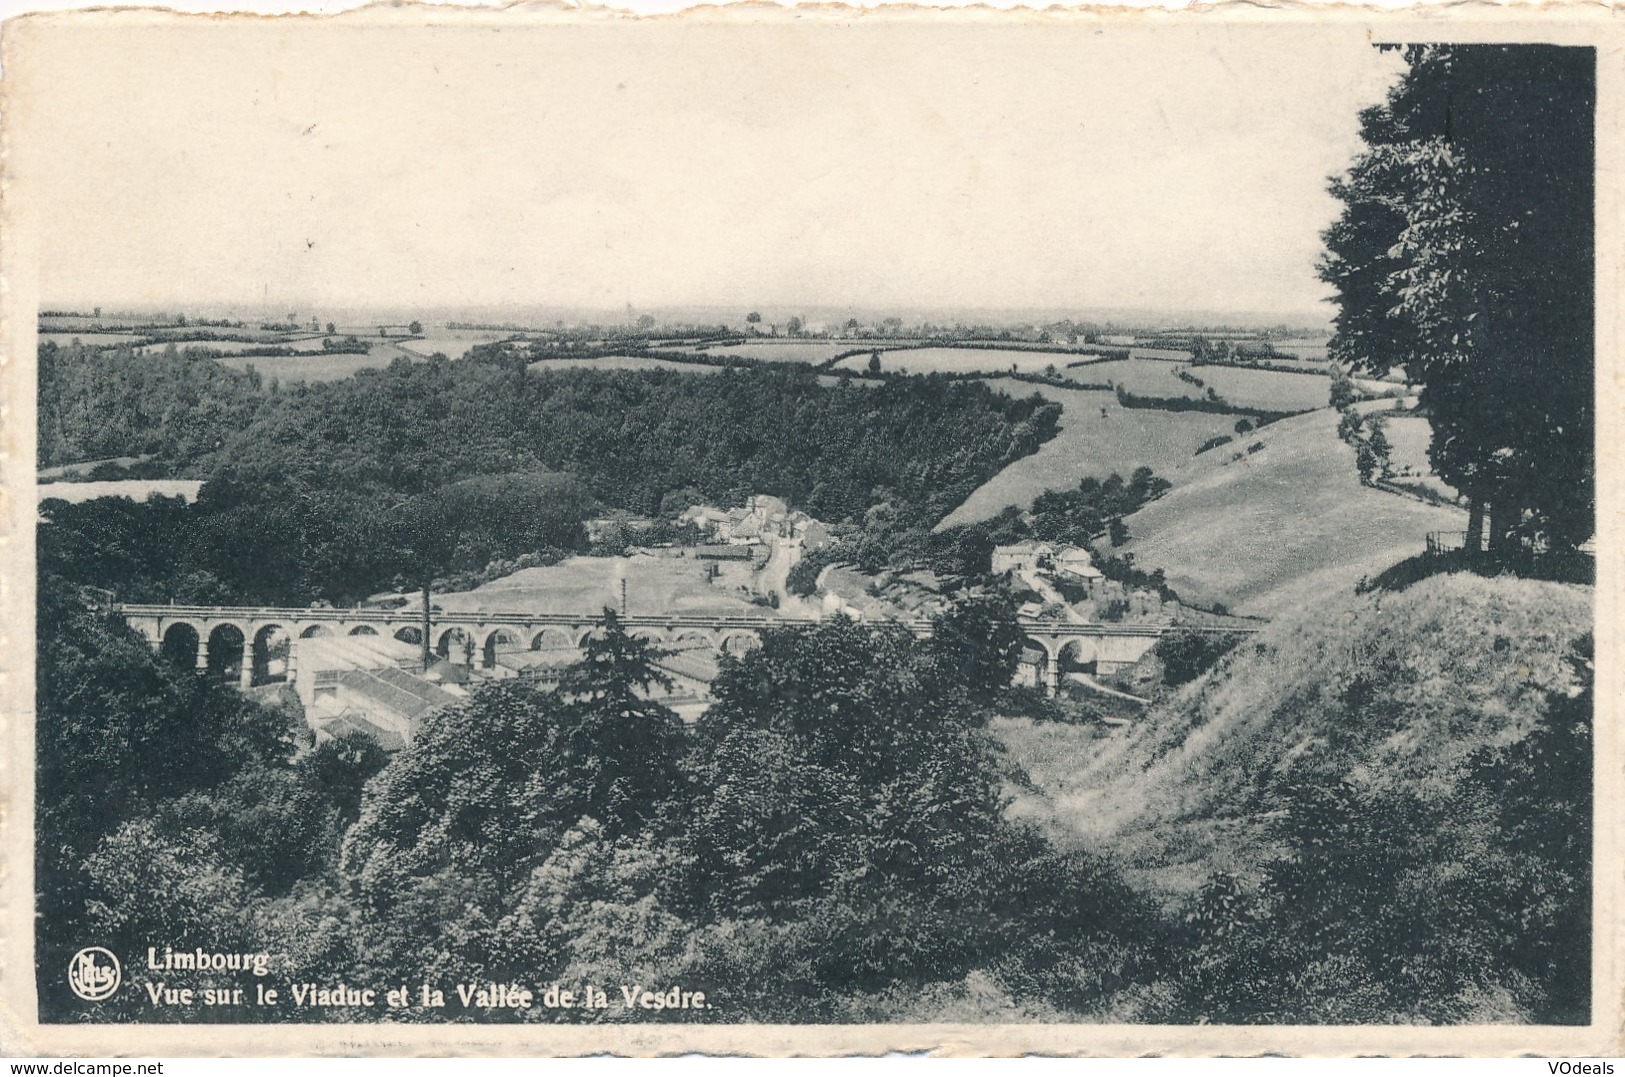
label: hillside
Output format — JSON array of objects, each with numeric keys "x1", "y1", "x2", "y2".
[
  {"x1": 435, "y1": 553, "x2": 769, "y2": 618},
  {"x1": 1113, "y1": 407, "x2": 1464, "y2": 617},
  {"x1": 1001, "y1": 573, "x2": 1592, "y2": 901}
]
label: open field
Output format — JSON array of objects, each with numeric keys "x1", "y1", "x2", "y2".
[
  {"x1": 696, "y1": 340, "x2": 865, "y2": 364},
  {"x1": 938, "y1": 383, "x2": 1240, "y2": 529},
  {"x1": 1113, "y1": 407, "x2": 1465, "y2": 617},
  {"x1": 1270, "y1": 338, "x2": 1331, "y2": 361},
  {"x1": 397, "y1": 338, "x2": 501, "y2": 360},
  {"x1": 1188, "y1": 365, "x2": 1331, "y2": 411},
  {"x1": 397, "y1": 328, "x2": 517, "y2": 359},
  {"x1": 39, "y1": 315, "x2": 175, "y2": 332},
  {"x1": 437, "y1": 552, "x2": 770, "y2": 618},
  {"x1": 140, "y1": 337, "x2": 335, "y2": 356},
  {"x1": 39, "y1": 332, "x2": 143, "y2": 347},
  {"x1": 38, "y1": 478, "x2": 204, "y2": 504},
  {"x1": 1074, "y1": 358, "x2": 1204, "y2": 397},
  {"x1": 835, "y1": 347, "x2": 1093, "y2": 376},
  {"x1": 1379, "y1": 410, "x2": 1461, "y2": 501},
  {"x1": 528, "y1": 356, "x2": 721, "y2": 376},
  {"x1": 1384, "y1": 412, "x2": 1434, "y2": 473},
  {"x1": 1070, "y1": 359, "x2": 1329, "y2": 411},
  {"x1": 215, "y1": 349, "x2": 410, "y2": 382}
]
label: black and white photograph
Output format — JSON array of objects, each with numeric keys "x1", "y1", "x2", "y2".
[{"x1": 1, "y1": 8, "x2": 1615, "y2": 1056}]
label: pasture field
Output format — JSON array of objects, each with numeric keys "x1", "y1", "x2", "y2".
[
  {"x1": 215, "y1": 349, "x2": 408, "y2": 382},
  {"x1": 1113, "y1": 408, "x2": 1464, "y2": 617},
  {"x1": 140, "y1": 336, "x2": 335, "y2": 356},
  {"x1": 39, "y1": 332, "x2": 144, "y2": 347},
  {"x1": 691, "y1": 340, "x2": 864, "y2": 364},
  {"x1": 1271, "y1": 337, "x2": 1331, "y2": 361},
  {"x1": 1383, "y1": 412, "x2": 1433, "y2": 472},
  {"x1": 437, "y1": 552, "x2": 770, "y2": 618},
  {"x1": 38, "y1": 479, "x2": 204, "y2": 504},
  {"x1": 1380, "y1": 411, "x2": 1461, "y2": 501},
  {"x1": 39, "y1": 315, "x2": 175, "y2": 332},
  {"x1": 529, "y1": 356, "x2": 721, "y2": 375},
  {"x1": 1189, "y1": 365, "x2": 1331, "y2": 412},
  {"x1": 938, "y1": 383, "x2": 1239, "y2": 529},
  {"x1": 141, "y1": 340, "x2": 264, "y2": 355},
  {"x1": 1077, "y1": 358, "x2": 1332, "y2": 411},
  {"x1": 143, "y1": 326, "x2": 305, "y2": 342},
  {"x1": 398, "y1": 337, "x2": 497, "y2": 359},
  {"x1": 397, "y1": 328, "x2": 517, "y2": 359},
  {"x1": 1075, "y1": 358, "x2": 1205, "y2": 397},
  {"x1": 1124, "y1": 345, "x2": 1191, "y2": 361},
  {"x1": 835, "y1": 346, "x2": 1090, "y2": 376}
]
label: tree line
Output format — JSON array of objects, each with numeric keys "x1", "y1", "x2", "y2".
[
  {"x1": 1320, "y1": 44, "x2": 1593, "y2": 552},
  {"x1": 40, "y1": 346, "x2": 1059, "y2": 607},
  {"x1": 37, "y1": 586, "x2": 1164, "y2": 1023},
  {"x1": 37, "y1": 576, "x2": 1590, "y2": 1024}
]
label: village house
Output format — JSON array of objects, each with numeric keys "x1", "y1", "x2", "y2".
[
  {"x1": 678, "y1": 504, "x2": 733, "y2": 536},
  {"x1": 492, "y1": 644, "x2": 582, "y2": 685},
  {"x1": 315, "y1": 666, "x2": 459, "y2": 750},
  {"x1": 991, "y1": 541, "x2": 1055, "y2": 575},
  {"x1": 680, "y1": 495, "x2": 833, "y2": 554},
  {"x1": 1052, "y1": 546, "x2": 1105, "y2": 598},
  {"x1": 1013, "y1": 641, "x2": 1049, "y2": 690},
  {"x1": 649, "y1": 641, "x2": 721, "y2": 723},
  {"x1": 294, "y1": 635, "x2": 460, "y2": 750}
]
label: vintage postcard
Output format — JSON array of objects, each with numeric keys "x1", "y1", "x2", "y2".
[{"x1": 0, "y1": 3, "x2": 1618, "y2": 1057}]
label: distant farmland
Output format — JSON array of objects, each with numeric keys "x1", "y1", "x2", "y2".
[
  {"x1": 1076, "y1": 358, "x2": 1205, "y2": 397},
  {"x1": 38, "y1": 332, "x2": 142, "y2": 347},
  {"x1": 835, "y1": 347, "x2": 1092, "y2": 376},
  {"x1": 938, "y1": 383, "x2": 1241, "y2": 529},
  {"x1": 139, "y1": 337, "x2": 334, "y2": 356},
  {"x1": 1190, "y1": 365, "x2": 1331, "y2": 411},
  {"x1": 528, "y1": 356, "x2": 721, "y2": 376},
  {"x1": 1271, "y1": 338, "x2": 1331, "y2": 361},
  {"x1": 215, "y1": 348, "x2": 411, "y2": 382},
  {"x1": 397, "y1": 329, "x2": 517, "y2": 360},
  {"x1": 695, "y1": 340, "x2": 866, "y2": 364}
]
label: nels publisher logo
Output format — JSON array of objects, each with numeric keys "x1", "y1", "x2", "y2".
[{"x1": 67, "y1": 947, "x2": 121, "y2": 1002}]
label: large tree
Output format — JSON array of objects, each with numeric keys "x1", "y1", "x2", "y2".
[{"x1": 1319, "y1": 45, "x2": 1594, "y2": 551}]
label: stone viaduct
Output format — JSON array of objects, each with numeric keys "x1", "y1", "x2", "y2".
[{"x1": 114, "y1": 603, "x2": 1248, "y2": 695}]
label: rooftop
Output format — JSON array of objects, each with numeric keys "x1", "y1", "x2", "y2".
[{"x1": 336, "y1": 666, "x2": 458, "y2": 721}]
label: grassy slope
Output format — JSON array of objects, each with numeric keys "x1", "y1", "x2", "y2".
[
  {"x1": 940, "y1": 385, "x2": 1237, "y2": 529},
  {"x1": 436, "y1": 553, "x2": 769, "y2": 618},
  {"x1": 997, "y1": 572, "x2": 1591, "y2": 901},
  {"x1": 1113, "y1": 408, "x2": 1465, "y2": 617}
]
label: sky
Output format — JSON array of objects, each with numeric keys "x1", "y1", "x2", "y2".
[{"x1": 11, "y1": 16, "x2": 1405, "y2": 325}]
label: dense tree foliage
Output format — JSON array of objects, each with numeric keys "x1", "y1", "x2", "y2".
[
  {"x1": 38, "y1": 558, "x2": 1592, "y2": 1025},
  {"x1": 41, "y1": 347, "x2": 1058, "y2": 607},
  {"x1": 923, "y1": 467, "x2": 1172, "y2": 584},
  {"x1": 36, "y1": 573, "x2": 386, "y2": 1021},
  {"x1": 1153, "y1": 629, "x2": 1244, "y2": 687},
  {"x1": 40, "y1": 469, "x2": 595, "y2": 608},
  {"x1": 1168, "y1": 638, "x2": 1590, "y2": 1023},
  {"x1": 42, "y1": 347, "x2": 1055, "y2": 527},
  {"x1": 39, "y1": 593, "x2": 1160, "y2": 1022},
  {"x1": 1319, "y1": 45, "x2": 1594, "y2": 550}
]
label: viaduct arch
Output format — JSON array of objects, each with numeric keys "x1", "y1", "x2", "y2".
[{"x1": 116, "y1": 603, "x2": 1236, "y2": 694}]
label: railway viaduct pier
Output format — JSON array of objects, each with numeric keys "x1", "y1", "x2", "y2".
[{"x1": 114, "y1": 603, "x2": 1248, "y2": 695}]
